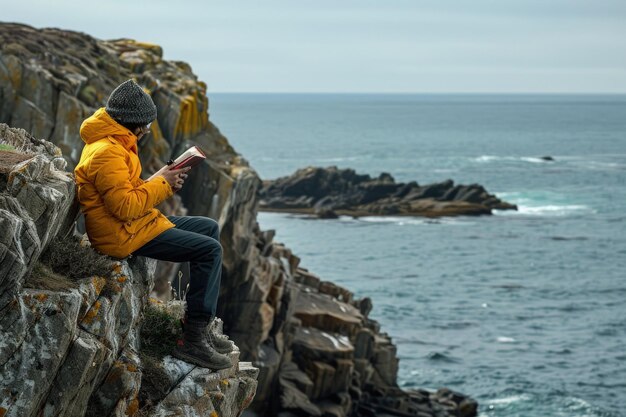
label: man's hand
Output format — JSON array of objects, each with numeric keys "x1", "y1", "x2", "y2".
[{"x1": 159, "y1": 166, "x2": 191, "y2": 191}]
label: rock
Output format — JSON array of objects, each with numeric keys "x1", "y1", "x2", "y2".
[
  {"x1": 0, "y1": 124, "x2": 77, "y2": 311},
  {"x1": 354, "y1": 328, "x2": 376, "y2": 360},
  {"x1": 278, "y1": 361, "x2": 321, "y2": 416},
  {"x1": 250, "y1": 342, "x2": 281, "y2": 406},
  {"x1": 318, "y1": 281, "x2": 353, "y2": 303},
  {"x1": 260, "y1": 166, "x2": 516, "y2": 218},
  {"x1": 294, "y1": 268, "x2": 322, "y2": 289},
  {"x1": 0, "y1": 289, "x2": 82, "y2": 417},
  {"x1": 354, "y1": 297, "x2": 373, "y2": 318},
  {"x1": 294, "y1": 285, "x2": 363, "y2": 335},
  {"x1": 42, "y1": 330, "x2": 109, "y2": 417},
  {"x1": 371, "y1": 334, "x2": 399, "y2": 387},
  {"x1": 315, "y1": 207, "x2": 339, "y2": 219},
  {"x1": 292, "y1": 326, "x2": 354, "y2": 362}
]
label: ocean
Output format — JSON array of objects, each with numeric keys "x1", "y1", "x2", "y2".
[{"x1": 209, "y1": 93, "x2": 626, "y2": 417}]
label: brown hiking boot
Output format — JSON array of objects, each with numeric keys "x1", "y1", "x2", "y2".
[
  {"x1": 206, "y1": 317, "x2": 234, "y2": 354},
  {"x1": 172, "y1": 318, "x2": 232, "y2": 370},
  {"x1": 180, "y1": 314, "x2": 234, "y2": 355}
]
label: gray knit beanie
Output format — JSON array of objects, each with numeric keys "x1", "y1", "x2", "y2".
[{"x1": 105, "y1": 79, "x2": 157, "y2": 125}]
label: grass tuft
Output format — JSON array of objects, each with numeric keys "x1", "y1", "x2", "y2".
[
  {"x1": 140, "y1": 302, "x2": 182, "y2": 358},
  {"x1": 40, "y1": 236, "x2": 115, "y2": 281},
  {"x1": 24, "y1": 236, "x2": 116, "y2": 291},
  {"x1": 138, "y1": 302, "x2": 184, "y2": 409},
  {"x1": 24, "y1": 262, "x2": 77, "y2": 290}
]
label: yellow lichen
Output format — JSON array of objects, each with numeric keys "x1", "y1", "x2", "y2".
[
  {"x1": 34, "y1": 293, "x2": 48, "y2": 303},
  {"x1": 229, "y1": 165, "x2": 247, "y2": 179},
  {"x1": 82, "y1": 300, "x2": 102, "y2": 324},
  {"x1": 108, "y1": 283, "x2": 122, "y2": 294},
  {"x1": 125, "y1": 397, "x2": 139, "y2": 416},
  {"x1": 149, "y1": 120, "x2": 164, "y2": 142},
  {"x1": 130, "y1": 40, "x2": 163, "y2": 57},
  {"x1": 173, "y1": 95, "x2": 205, "y2": 139},
  {"x1": 6, "y1": 56, "x2": 22, "y2": 90},
  {"x1": 92, "y1": 276, "x2": 106, "y2": 295}
]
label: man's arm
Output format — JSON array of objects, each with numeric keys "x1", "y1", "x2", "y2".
[{"x1": 90, "y1": 146, "x2": 173, "y2": 221}]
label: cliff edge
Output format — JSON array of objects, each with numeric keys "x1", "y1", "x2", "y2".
[{"x1": 0, "y1": 124, "x2": 258, "y2": 417}]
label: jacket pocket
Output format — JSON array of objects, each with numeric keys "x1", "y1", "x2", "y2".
[
  {"x1": 123, "y1": 221, "x2": 137, "y2": 238},
  {"x1": 123, "y1": 211, "x2": 156, "y2": 238}
]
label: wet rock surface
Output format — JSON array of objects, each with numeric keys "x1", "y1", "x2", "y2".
[
  {"x1": 1, "y1": 23, "x2": 478, "y2": 417},
  {"x1": 260, "y1": 166, "x2": 517, "y2": 218}
]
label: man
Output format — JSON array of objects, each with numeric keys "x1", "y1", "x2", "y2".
[{"x1": 74, "y1": 79, "x2": 233, "y2": 370}]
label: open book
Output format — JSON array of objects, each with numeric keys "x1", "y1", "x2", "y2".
[
  {"x1": 168, "y1": 146, "x2": 206, "y2": 170},
  {"x1": 146, "y1": 146, "x2": 207, "y2": 184}
]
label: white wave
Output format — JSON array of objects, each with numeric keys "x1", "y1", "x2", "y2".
[
  {"x1": 492, "y1": 191, "x2": 595, "y2": 217},
  {"x1": 573, "y1": 160, "x2": 626, "y2": 171},
  {"x1": 316, "y1": 155, "x2": 362, "y2": 162},
  {"x1": 488, "y1": 393, "x2": 530, "y2": 405},
  {"x1": 356, "y1": 216, "x2": 475, "y2": 226},
  {"x1": 565, "y1": 397, "x2": 594, "y2": 412},
  {"x1": 355, "y1": 216, "x2": 430, "y2": 226},
  {"x1": 496, "y1": 336, "x2": 516, "y2": 343},
  {"x1": 475, "y1": 154, "x2": 626, "y2": 171},
  {"x1": 495, "y1": 204, "x2": 594, "y2": 217},
  {"x1": 519, "y1": 156, "x2": 548, "y2": 164},
  {"x1": 474, "y1": 155, "x2": 499, "y2": 163},
  {"x1": 519, "y1": 204, "x2": 591, "y2": 215},
  {"x1": 474, "y1": 155, "x2": 551, "y2": 164}
]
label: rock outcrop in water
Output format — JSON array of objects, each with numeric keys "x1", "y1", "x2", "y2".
[
  {"x1": 260, "y1": 166, "x2": 517, "y2": 218},
  {"x1": 0, "y1": 22, "x2": 478, "y2": 417}
]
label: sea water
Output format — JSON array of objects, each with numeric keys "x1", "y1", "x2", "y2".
[{"x1": 210, "y1": 94, "x2": 626, "y2": 417}]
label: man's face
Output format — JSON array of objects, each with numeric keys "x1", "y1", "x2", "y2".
[{"x1": 136, "y1": 122, "x2": 152, "y2": 140}]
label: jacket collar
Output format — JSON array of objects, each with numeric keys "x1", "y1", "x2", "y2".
[{"x1": 80, "y1": 107, "x2": 139, "y2": 154}]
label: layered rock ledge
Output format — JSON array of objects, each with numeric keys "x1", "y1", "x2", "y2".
[
  {"x1": 260, "y1": 166, "x2": 517, "y2": 218},
  {"x1": 1, "y1": 22, "x2": 478, "y2": 417}
]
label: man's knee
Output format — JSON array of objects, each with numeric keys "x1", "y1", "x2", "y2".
[
  {"x1": 199, "y1": 216, "x2": 220, "y2": 238},
  {"x1": 214, "y1": 240, "x2": 223, "y2": 257},
  {"x1": 199, "y1": 236, "x2": 222, "y2": 259},
  {"x1": 208, "y1": 217, "x2": 220, "y2": 234}
]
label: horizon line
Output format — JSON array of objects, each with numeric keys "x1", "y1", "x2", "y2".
[{"x1": 209, "y1": 91, "x2": 626, "y2": 95}]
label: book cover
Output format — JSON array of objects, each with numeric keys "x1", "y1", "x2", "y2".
[{"x1": 169, "y1": 146, "x2": 206, "y2": 170}]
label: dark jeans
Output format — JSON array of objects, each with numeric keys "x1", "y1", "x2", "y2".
[{"x1": 133, "y1": 215, "x2": 222, "y2": 320}]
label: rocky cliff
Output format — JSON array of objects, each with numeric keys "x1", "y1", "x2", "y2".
[
  {"x1": 0, "y1": 22, "x2": 477, "y2": 417},
  {"x1": 0, "y1": 124, "x2": 258, "y2": 417}
]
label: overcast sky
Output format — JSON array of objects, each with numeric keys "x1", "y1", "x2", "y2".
[{"x1": 4, "y1": 0, "x2": 626, "y2": 93}]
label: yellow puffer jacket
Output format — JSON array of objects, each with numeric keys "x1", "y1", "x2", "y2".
[{"x1": 74, "y1": 107, "x2": 175, "y2": 258}]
